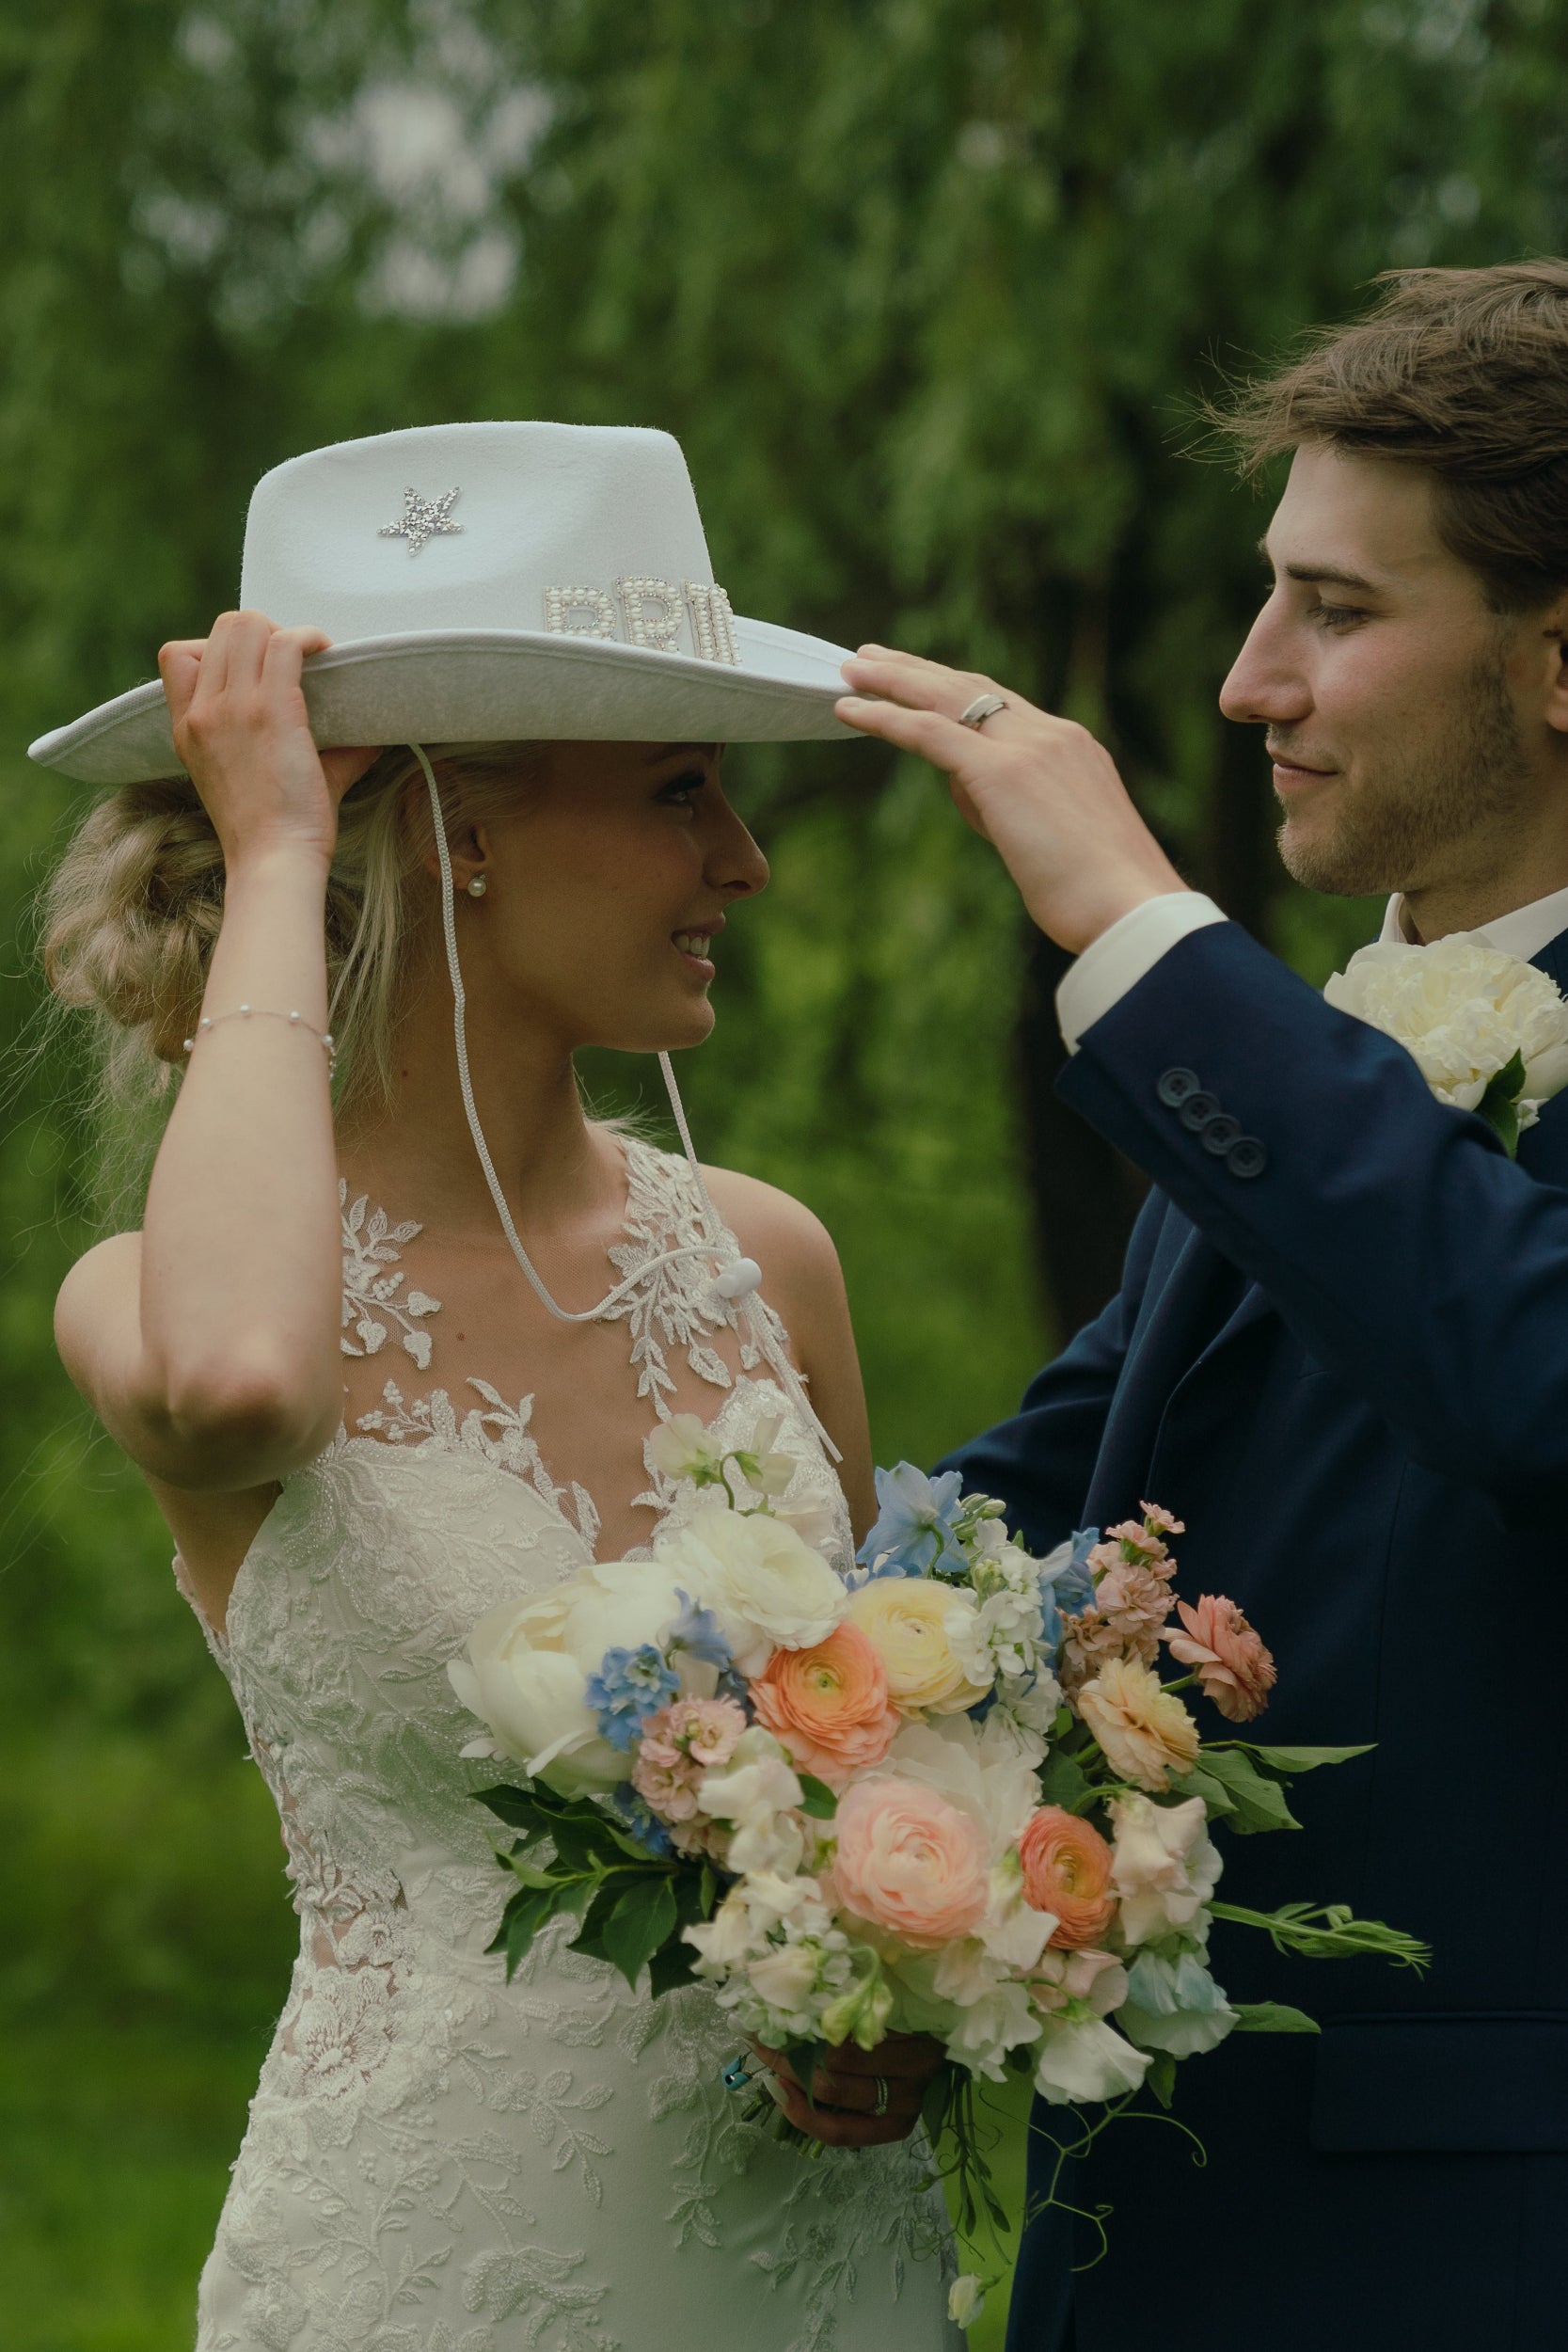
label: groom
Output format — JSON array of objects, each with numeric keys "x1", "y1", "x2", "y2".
[{"x1": 837, "y1": 260, "x2": 1568, "y2": 2352}]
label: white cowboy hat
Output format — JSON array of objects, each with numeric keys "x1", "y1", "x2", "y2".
[{"x1": 27, "y1": 421, "x2": 860, "y2": 785}]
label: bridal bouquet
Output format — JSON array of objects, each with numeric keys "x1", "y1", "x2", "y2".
[{"x1": 450, "y1": 1419, "x2": 1425, "y2": 2317}]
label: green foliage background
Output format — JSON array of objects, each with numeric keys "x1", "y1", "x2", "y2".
[{"x1": 2, "y1": 2, "x2": 1566, "y2": 2344}]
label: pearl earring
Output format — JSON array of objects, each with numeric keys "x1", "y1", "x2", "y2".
[{"x1": 467, "y1": 874, "x2": 487, "y2": 898}]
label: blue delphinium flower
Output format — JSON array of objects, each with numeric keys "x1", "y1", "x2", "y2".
[
  {"x1": 856, "y1": 1463, "x2": 969, "y2": 1578},
  {"x1": 586, "y1": 1644, "x2": 680, "y2": 1752},
  {"x1": 668, "y1": 1590, "x2": 732, "y2": 1672},
  {"x1": 1037, "y1": 1527, "x2": 1099, "y2": 1655},
  {"x1": 608, "y1": 1786, "x2": 676, "y2": 1860}
]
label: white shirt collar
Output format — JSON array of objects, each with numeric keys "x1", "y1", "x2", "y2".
[{"x1": 1379, "y1": 880, "x2": 1568, "y2": 964}]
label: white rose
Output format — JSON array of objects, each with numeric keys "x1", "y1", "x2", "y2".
[
  {"x1": 1107, "y1": 1793, "x2": 1222, "y2": 1946},
  {"x1": 657, "y1": 1504, "x2": 847, "y2": 1675},
  {"x1": 1324, "y1": 938, "x2": 1568, "y2": 1121},
  {"x1": 1033, "y1": 2014, "x2": 1151, "y2": 2106},
  {"x1": 1117, "y1": 1945, "x2": 1237, "y2": 2058}
]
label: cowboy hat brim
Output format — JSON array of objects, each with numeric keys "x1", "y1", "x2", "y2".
[{"x1": 26, "y1": 614, "x2": 861, "y2": 786}]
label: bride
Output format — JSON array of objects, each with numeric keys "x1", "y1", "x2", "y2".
[{"x1": 33, "y1": 423, "x2": 961, "y2": 2351}]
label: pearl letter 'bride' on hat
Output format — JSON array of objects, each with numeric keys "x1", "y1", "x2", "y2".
[{"x1": 27, "y1": 421, "x2": 860, "y2": 784}]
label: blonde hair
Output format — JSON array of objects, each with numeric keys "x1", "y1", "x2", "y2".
[{"x1": 40, "y1": 739, "x2": 546, "y2": 1133}]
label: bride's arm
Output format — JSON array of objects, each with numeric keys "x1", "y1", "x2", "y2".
[
  {"x1": 55, "y1": 612, "x2": 374, "y2": 1495},
  {"x1": 701, "y1": 1169, "x2": 876, "y2": 1541}
]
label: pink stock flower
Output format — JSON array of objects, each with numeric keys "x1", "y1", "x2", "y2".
[
  {"x1": 670, "y1": 1817, "x2": 732, "y2": 1863},
  {"x1": 630, "y1": 1695, "x2": 747, "y2": 1823},
  {"x1": 1164, "y1": 1595, "x2": 1277, "y2": 1724},
  {"x1": 831, "y1": 1776, "x2": 990, "y2": 1949},
  {"x1": 1018, "y1": 1807, "x2": 1118, "y2": 1950},
  {"x1": 1138, "y1": 1502, "x2": 1186, "y2": 1539},
  {"x1": 1060, "y1": 1547, "x2": 1178, "y2": 1698},
  {"x1": 669, "y1": 1695, "x2": 748, "y2": 1765},
  {"x1": 751, "y1": 1622, "x2": 900, "y2": 1789},
  {"x1": 631, "y1": 1753, "x2": 701, "y2": 1821}
]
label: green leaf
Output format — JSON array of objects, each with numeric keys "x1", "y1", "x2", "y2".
[
  {"x1": 600, "y1": 1873, "x2": 679, "y2": 1990},
  {"x1": 1146, "y1": 2051, "x2": 1178, "y2": 2108},
  {"x1": 501, "y1": 1857, "x2": 564, "y2": 1891},
  {"x1": 486, "y1": 1884, "x2": 557, "y2": 1979},
  {"x1": 568, "y1": 1870, "x2": 644, "y2": 1963},
  {"x1": 698, "y1": 1863, "x2": 718, "y2": 1916},
  {"x1": 1478, "y1": 1050, "x2": 1527, "y2": 1157},
  {"x1": 796, "y1": 1773, "x2": 838, "y2": 1819},
  {"x1": 1190, "y1": 1745, "x2": 1300, "y2": 1834},
  {"x1": 646, "y1": 1937, "x2": 700, "y2": 1998},
  {"x1": 547, "y1": 1804, "x2": 635, "y2": 1875},
  {"x1": 1231, "y1": 2002, "x2": 1322, "y2": 2034},
  {"x1": 1243, "y1": 1743, "x2": 1374, "y2": 1777},
  {"x1": 476, "y1": 1784, "x2": 552, "y2": 1834},
  {"x1": 1165, "y1": 1764, "x2": 1236, "y2": 1819},
  {"x1": 1038, "y1": 1749, "x2": 1091, "y2": 1812}
]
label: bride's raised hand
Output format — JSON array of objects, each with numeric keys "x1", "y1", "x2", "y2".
[
  {"x1": 159, "y1": 611, "x2": 377, "y2": 872},
  {"x1": 837, "y1": 644, "x2": 1186, "y2": 955}
]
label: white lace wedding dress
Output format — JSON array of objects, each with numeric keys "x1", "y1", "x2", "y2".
[{"x1": 182, "y1": 1138, "x2": 960, "y2": 2352}]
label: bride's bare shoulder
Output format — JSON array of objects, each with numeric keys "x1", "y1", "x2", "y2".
[{"x1": 698, "y1": 1166, "x2": 841, "y2": 1287}]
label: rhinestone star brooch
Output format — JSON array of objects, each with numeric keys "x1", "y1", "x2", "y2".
[{"x1": 378, "y1": 485, "x2": 463, "y2": 555}]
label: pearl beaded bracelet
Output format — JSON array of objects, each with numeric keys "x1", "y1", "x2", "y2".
[{"x1": 182, "y1": 1005, "x2": 338, "y2": 1079}]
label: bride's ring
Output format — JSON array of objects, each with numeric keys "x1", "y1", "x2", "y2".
[
  {"x1": 871, "y1": 2075, "x2": 891, "y2": 2118},
  {"x1": 958, "y1": 692, "x2": 1007, "y2": 730}
]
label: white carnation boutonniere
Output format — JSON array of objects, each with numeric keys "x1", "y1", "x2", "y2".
[{"x1": 1324, "y1": 938, "x2": 1568, "y2": 1157}]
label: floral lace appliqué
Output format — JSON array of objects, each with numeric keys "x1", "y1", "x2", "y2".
[{"x1": 340, "y1": 1179, "x2": 442, "y2": 1367}]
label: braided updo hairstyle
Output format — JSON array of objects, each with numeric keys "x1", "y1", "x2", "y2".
[{"x1": 41, "y1": 739, "x2": 546, "y2": 1121}]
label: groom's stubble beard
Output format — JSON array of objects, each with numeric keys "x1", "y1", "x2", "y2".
[{"x1": 1273, "y1": 640, "x2": 1530, "y2": 900}]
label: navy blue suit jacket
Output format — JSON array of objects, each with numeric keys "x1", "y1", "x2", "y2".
[{"x1": 944, "y1": 918, "x2": 1568, "y2": 2352}]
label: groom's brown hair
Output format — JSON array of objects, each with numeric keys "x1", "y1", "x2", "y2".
[{"x1": 1221, "y1": 261, "x2": 1568, "y2": 612}]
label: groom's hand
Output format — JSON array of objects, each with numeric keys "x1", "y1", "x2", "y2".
[
  {"x1": 751, "y1": 2030, "x2": 944, "y2": 2148},
  {"x1": 837, "y1": 645, "x2": 1187, "y2": 956}
]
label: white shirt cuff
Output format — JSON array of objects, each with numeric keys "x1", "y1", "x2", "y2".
[{"x1": 1056, "y1": 893, "x2": 1228, "y2": 1053}]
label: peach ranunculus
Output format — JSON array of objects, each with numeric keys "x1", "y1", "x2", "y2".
[
  {"x1": 1076, "y1": 1656, "x2": 1201, "y2": 1791},
  {"x1": 1164, "y1": 1594, "x2": 1277, "y2": 1724},
  {"x1": 750, "y1": 1622, "x2": 900, "y2": 1789},
  {"x1": 846, "y1": 1577, "x2": 990, "y2": 1715},
  {"x1": 831, "y1": 1775, "x2": 990, "y2": 1948},
  {"x1": 1017, "y1": 1807, "x2": 1118, "y2": 1949}
]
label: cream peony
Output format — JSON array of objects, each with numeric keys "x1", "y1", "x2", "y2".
[
  {"x1": 847, "y1": 1577, "x2": 991, "y2": 1714},
  {"x1": 656, "y1": 1504, "x2": 847, "y2": 1677},
  {"x1": 1324, "y1": 938, "x2": 1568, "y2": 1125},
  {"x1": 449, "y1": 1556, "x2": 698, "y2": 1793},
  {"x1": 1107, "y1": 1792, "x2": 1223, "y2": 1946}
]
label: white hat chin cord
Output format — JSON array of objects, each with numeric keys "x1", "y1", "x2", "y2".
[{"x1": 411, "y1": 744, "x2": 841, "y2": 1465}]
